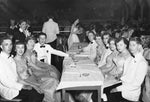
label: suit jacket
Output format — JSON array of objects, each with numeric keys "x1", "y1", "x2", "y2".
[{"x1": 13, "y1": 28, "x2": 26, "y2": 42}]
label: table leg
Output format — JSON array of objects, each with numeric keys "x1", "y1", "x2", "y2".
[
  {"x1": 65, "y1": 91, "x2": 69, "y2": 102},
  {"x1": 62, "y1": 89, "x2": 65, "y2": 102},
  {"x1": 98, "y1": 87, "x2": 101, "y2": 102},
  {"x1": 63, "y1": 89, "x2": 69, "y2": 102}
]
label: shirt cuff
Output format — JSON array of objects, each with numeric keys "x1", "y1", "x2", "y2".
[
  {"x1": 16, "y1": 83, "x2": 23, "y2": 90},
  {"x1": 116, "y1": 85, "x2": 122, "y2": 91},
  {"x1": 66, "y1": 54, "x2": 69, "y2": 57}
]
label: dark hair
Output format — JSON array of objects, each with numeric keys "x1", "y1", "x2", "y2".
[
  {"x1": 0, "y1": 34, "x2": 12, "y2": 45},
  {"x1": 116, "y1": 37, "x2": 129, "y2": 47},
  {"x1": 95, "y1": 33, "x2": 101, "y2": 37},
  {"x1": 129, "y1": 37, "x2": 142, "y2": 45},
  {"x1": 14, "y1": 41, "x2": 26, "y2": 55},
  {"x1": 108, "y1": 37, "x2": 116, "y2": 44},
  {"x1": 14, "y1": 41, "x2": 26, "y2": 49},
  {"x1": 38, "y1": 32, "x2": 47, "y2": 38},
  {"x1": 47, "y1": 13, "x2": 54, "y2": 20},
  {"x1": 87, "y1": 30, "x2": 96, "y2": 39},
  {"x1": 25, "y1": 36, "x2": 36, "y2": 44},
  {"x1": 102, "y1": 32, "x2": 111, "y2": 39},
  {"x1": 19, "y1": 19, "x2": 26, "y2": 25}
]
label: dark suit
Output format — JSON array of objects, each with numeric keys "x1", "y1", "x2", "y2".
[
  {"x1": 13, "y1": 28, "x2": 26, "y2": 43},
  {"x1": 16, "y1": 88, "x2": 44, "y2": 102}
]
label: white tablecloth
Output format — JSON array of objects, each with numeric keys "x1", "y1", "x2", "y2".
[
  {"x1": 57, "y1": 43, "x2": 121, "y2": 91},
  {"x1": 57, "y1": 56, "x2": 104, "y2": 90}
]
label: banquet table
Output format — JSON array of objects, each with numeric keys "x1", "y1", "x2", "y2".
[
  {"x1": 56, "y1": 43, "x2": 104, "y2": 102},
  {"x1": 57, "y1": 43, "x2": 121, "y2": 102}
]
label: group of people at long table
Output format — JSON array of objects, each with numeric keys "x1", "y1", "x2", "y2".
[
  {"x1": 67, "y1": 19, "x2": 149, "y2": 102},
  {"x1": 0, "y1": 17, "x2": 149, "y2": 102}
]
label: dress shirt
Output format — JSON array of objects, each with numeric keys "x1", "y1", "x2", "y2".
[
  {"x1": 42, "y1": 19, "x2": 60, "y2": 43},
  {"x1": 98, "y1": 48, "x2": 112, "y2": 68},
  {"x1": 117, "y1": 53, "x2": 148, "y2": 101},
  {"x1": 34, "y1": 43, "x2": 69, "y2": 65},
  {"x1": 83, "y1": 40, "x2": 98, "y2": 61},
  {"x1": 0, "y1": 52, "x2": 23, "y2": 100}
]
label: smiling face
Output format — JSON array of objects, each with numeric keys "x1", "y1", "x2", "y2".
[
  {"x1": 26, "y1": 39, "x2": 36, "y2": 50},
  {"x1": 15, "y1": 44, "x2": 25, "y2": 56},
  {"x1": 129, "y1": 41, "x2": 140, "y2": 55},
  {"x1": 103, "y1": 34, "x2": 110, "y2": 46},
  {"x1": 116, "y1": 40, "x2": 127, "y2": 53},
  {"x1": 109, "y1": 40, "x2": 116, "y2": 51},
  {"x1": 88, "y1": 32, "x2": 95, "y2": 42},
  {"x1": 39, "y1": 35, "x2": 46, "y2": 45},
  {"x1": 1, "y1": 39, "x2": 12, "y2": 55},
  {"x1": 19, "y1": 21, "x2": 27, "y2": 31},
  {"x1": 96, "y1": 36, "x2": 102, "y2": 45}
]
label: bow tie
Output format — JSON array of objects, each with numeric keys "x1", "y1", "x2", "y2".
[
  {"x1": 90, "y1": 42, "x2": 93, "y2": 44},
  {"x1": 106, "y1": 47, "x2": 109, "y2": 49},
  {"x1": 40, "y1": 45, "x2": 45, "y2": 48}
]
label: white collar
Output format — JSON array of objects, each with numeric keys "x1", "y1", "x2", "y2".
[
  {"x1": 0, "y1": 52, "x2": 10, "y2": 59},
  {"x1": 48, "y1": 19, "x2": 53, "y2": 22},
  {"x1": 37, "y1": 42, "x2": 45, "y2": 46},
  {"x1": 133, "y1": 53, "x2": 142, "y2": 61}
]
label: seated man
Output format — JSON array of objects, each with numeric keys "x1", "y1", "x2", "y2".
[
  {"x1": 107, "y1": 37, "x2": 148, "y2": 102},
  {"x1": 0, "y1": 35, "x2": 44, "y2": 102}
]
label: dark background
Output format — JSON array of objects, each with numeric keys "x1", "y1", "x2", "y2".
[{"x1": 0, "y1": 0, "x2": 150, "y2": 26}]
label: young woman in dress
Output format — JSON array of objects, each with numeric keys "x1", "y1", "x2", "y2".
[
  {"x1": 142, "y1": 38, "x2": 150, "y2": 102},
  {"x1": 14, "y1": 41, "x2": 61, "y2": 102},
  {"x1": 81, "y1": 31, "x2": 98, "y2": 61},
  {"x1": 108, "y1": 37, "x2": 148, "y2": 102},
  {"x1": 24, "y1": 36, "x2": 60, "y2": 79},
  {"x1": 94, "y1": 34, "x2": 105, "y2": 65},
  {"x1": 109, "y1": 37, "x2": 131, "y2": 78},
  {"x1": 100, "y1": 37, "x2": 119, "y2": 75},
  {"x1": 68, "y1": 19, "x2": 80, "y2": 49}
]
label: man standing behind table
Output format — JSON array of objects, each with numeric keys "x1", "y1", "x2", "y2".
[
  {"x1": 0, "y1": 35, "x2": 44, "y2": 102},
  {"x1": 34, "y1": 33, "x2": 70, "y2": 72},
  {"x1": 42, "y1": 14, "x2": 60, "y2": 66}
]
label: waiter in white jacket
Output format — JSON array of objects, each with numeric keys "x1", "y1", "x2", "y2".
[{"x1": 34, "y1": 33, "x2": 69, "y2": 65}]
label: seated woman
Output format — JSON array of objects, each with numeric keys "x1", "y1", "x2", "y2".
[
  {"x1": 24, "y1": 36, "x2": 60, "y2": 79},
  {"x1": 94, "y1": 34, "x2": 105, "y2": 65},
  {"x1": 81, "y1": 31, "x2": 98, "y2": 61},
  {"x1": 109, "y1": 37, "x2": 131, "y2": 78},
  {"x1": 99, "y1": 37, "x2": 118, "y2": 75},
  {"x1": 14, "y1": 41, "x2": 61, "y2": 102},
  {"x1": 142, "y1": 38, "x2": 150, "y2": 102},
  {"x1": 68, "y1": 19, "x2": 80, "y2": 49},
  {"x1": 107, "y1": 37, "x2": 148, "y2": 102}
]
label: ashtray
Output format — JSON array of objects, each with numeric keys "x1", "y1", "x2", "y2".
[
  {"x1": 70, "y1": 64, "x2": 76, "y2": 68},
  {"x1": 82, "y1": 73, "x2": 89, "y2": 77}
]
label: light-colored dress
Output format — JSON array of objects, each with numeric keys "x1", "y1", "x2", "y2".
[
  {"x1": 142, "y1": 49, "x2": 150, "y2": 102},
  {"x1": 14, "y1": 54, "x2": 61, "y2": 102},
  {"x1": 68, "y1": 27, "x2": 80, "y2": 49},
  {"x1": 109, "y1": 52, "x2": 131, "y2": 77}
]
